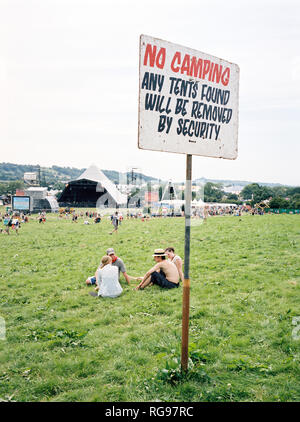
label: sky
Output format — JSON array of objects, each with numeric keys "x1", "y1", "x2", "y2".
[{"x1": 0, "y1": 0, "x2": 299, "y2": 185}]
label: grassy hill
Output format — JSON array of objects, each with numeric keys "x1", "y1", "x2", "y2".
[
  {"x1": 0, "y1": 163, "x2": 159, "y2": 186},
  {"x1": 0, "y1": 162, "x2": 287, "y2": 188},
  {"x1": 0, "y1": 163, "x2": 84, "y2": 183},
  {"x1": 194, "y1": 177, "x2": 284, "y2": 188},
  {"x1": 0, "y1": 212, "x2": 299, "y2": 401}
]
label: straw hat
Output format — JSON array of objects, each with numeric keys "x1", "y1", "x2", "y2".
[{"x1": 152, "y1": 248, "x2": 167, "y2": 257}]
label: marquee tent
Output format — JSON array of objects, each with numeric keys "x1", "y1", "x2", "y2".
[{"x1": 58, "y1": 165, "x2": 127, "y2": 208}]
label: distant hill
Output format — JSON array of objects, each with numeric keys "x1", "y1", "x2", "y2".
[
  {"x1": 194, "y1": 177, "x2": 285, "y2": 188},
  {"x1": 0, "y1": 162, "x2": 290, "y2": 188},
  {"x1": 0, "y1": 163, "x2": 83, "y2": 182},
  {"x1": 0, "y1": 162, "x2": 159, "y2": 185}
]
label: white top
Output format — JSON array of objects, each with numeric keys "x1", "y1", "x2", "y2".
[
  {"x1": 172, "y1": 255, "x2": 182, "y2": 264},
  {"x1": 96, "y1": 264, "x2": 123, "y2": 298}
]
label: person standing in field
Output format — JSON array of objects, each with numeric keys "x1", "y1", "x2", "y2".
[
  {"x1": 203, "y1": 206, "x2": 209, "y2": 222},
  {"x1": 165, "y1": 247, "x2": 184, "y2": 283},
  {"x1": 135, "y1": 249, "x2": 179, "y2": 290},
  {"x1": 1, "y1": 216, "x2": 11, "y2": 235},
  {"x1": 109, "y1": 212, "x2": 119, "y2": 235},
  {"x1": 11, "y1": 217, "x2": 20, "y2": 235}
]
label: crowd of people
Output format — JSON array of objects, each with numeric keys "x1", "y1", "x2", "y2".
[
  {"x1": 86, "y1": 247, "x2": 184, "y2": 299},
  {"x1": 0, "y1": 201, "x2": 271, "y2": 237},
  {"x1": 0, "y1": 211, "x2": 30, "y2": 235},
  {"x1": 1, "y1": 203, "x2": 289, "y2": 303}
]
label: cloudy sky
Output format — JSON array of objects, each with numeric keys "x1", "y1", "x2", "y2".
[{"x1": 0, "y1": 0, "x2": 299, "y2": 184}]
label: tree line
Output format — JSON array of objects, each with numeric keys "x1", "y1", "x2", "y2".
[
  {"x1": 203, "y1": 182, "x2": 300, "y2": 209},
  {"x1": 1, "y1": 177, "x2": 299, "y2": 210}
]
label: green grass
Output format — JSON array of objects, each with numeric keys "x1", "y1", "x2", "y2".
[{"x1": 0, "y1": 211, "x2": 299, "y2": 402}]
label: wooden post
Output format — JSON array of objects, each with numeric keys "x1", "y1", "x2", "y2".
[{"x1": 181, "y1": 154, "x2": 192, "y2": 371}]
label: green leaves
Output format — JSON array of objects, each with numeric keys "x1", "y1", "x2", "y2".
[
  {"x1": 155, "y1": 343, "x2": 211, "y2": 386},
  {"x1": 227, "y1": 356, "x2": 272, "y2": 374},
  {"x1": 25, "y1": 328, "x2": 88, "y2": 349}
]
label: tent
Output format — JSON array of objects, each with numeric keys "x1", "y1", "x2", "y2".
[{"x1": 58, "y1": 164, "x2": 127, "y2": 208}]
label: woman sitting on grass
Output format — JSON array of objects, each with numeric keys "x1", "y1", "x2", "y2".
[
  {"x1": 91, "y1": 255, "x2": 123, "y2": 298},
  {"x1": 165, "y1": 247, "x2": 184, "y2": 283}
]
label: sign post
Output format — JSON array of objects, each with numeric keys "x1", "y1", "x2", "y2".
[
  {"x1": 182, "y1": 153, "x2": 192, "y2": 371},
  {"x1": 138, "y1": 34, "x2": 239, "y2": 371}
]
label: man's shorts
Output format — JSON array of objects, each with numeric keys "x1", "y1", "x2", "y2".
[
  {"x1": 150, "y1": 271, "x2": 179, "y2": 289},
  {"x1": 87, "y1": 276, "x2": 96, "y2": 285}
]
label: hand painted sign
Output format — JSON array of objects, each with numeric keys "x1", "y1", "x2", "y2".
[{"x1": 138, "y1": 35, "x2": 239, "y2": 159}]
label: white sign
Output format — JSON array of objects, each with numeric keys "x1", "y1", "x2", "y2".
[{"x1": 138, "y1": 35, "x2": 239, "y2": 159}]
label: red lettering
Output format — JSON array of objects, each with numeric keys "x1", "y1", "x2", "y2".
[
  {"x1": 189, "y1": 57, "x2": 203, "y2": 78},
  {"x1": 171, "y1": 52, "x2": 181, "y2": 72},
  {"x1": 181, "y1": 54, "x2": 190, "y2": 75},
  {"x1": 168, "y1": 51, "x2": 231, "y2": 86},
  {"x1": 221, "y1": 67, "x2": 230, "y2": 86},
  {"x1": 212, "y1": 64, "x2": 223, "y2": 83},
  {"x1": 143, "y1": 44, "x2": 157, "y2": 67},
  {"x1": 156, "y1": 48, "x2": 166, "y2": 69},
  {"x1": 143, "y1": 43, "x2": 166, "y2": 69},
  {"x1": 202, "y1": 60, "x2": 211, "y2": 79},
  {"x1": 208, "y1": 64, "x2": 214, "y2": 81}
]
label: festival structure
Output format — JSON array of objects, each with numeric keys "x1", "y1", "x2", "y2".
[
  {"x1": 58, "y1": 165, "x2": 127, "y2": 208},
  {"x1": 23, "y1": 187, "x2": 59, "y2": 212}
]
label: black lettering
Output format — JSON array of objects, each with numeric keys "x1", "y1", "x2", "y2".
[
  {"x1": 145, "y1": 93, "x2": 157, "y2": 111},
  {"x1": 199, "y1": 122, "x2": 206, "y2": 138},
  {"x1": 177, "y1": 118, "x2": 183, "y2": 135},
  {"x1": 141, "y1": 72, "x2": 149, "y2": 90},
  {"x1": 158, "y1": 115, "x2": 166, "y2": 132},
  {"x1": 201, "y1": 84, "x2": 207, "y2": 101},
  {"x1": 226, "y1": 109, "x2": 232, "y2": 123},
  {"x1": 192, "y1": 82, "x2": 198, "y2": 99}
]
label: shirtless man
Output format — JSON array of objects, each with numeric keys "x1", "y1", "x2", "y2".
[{"x1": 135, "y1": 249, "x2": 179, "y2": 290}]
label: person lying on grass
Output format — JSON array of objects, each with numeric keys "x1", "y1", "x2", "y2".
[{"x1": 135, "y1": 249, "x2": 179, "y2": 290}]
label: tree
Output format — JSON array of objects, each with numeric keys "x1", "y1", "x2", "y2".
[
  {"x1": 0, "y1": 180, "x2": 24, "y2": 195},
  {"x1": 241, "y1": 183, "x2": 259, "y2": 200},
  {"x1": 269, "y1": 197, "x2": 290, "y2": 209},
  {"x1": 241, "y1": 183, "x2": 272, "y2": 204},
  {"x1": 204, "y1": 182, "x2": 224, "y2": 202},
  {"x1": 0, "y1": 183, "x2": 7, "y2": 195},
  {"x1": 289, "y1": 193, "x2": 300, "y2": 210},
  {"x1": 272, "y1": 186, "x2": 288, "y2": 197},
  {"x1": 287, "y1": 187, "x2": 300, "y2": 196},
  {"x1": 226, "y1": 193, "x2": 238, "y2": 201}
]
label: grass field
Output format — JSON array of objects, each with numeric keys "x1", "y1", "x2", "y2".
[{"x1": 0, "y1": 211, "x2": 299, "y2": 402}]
